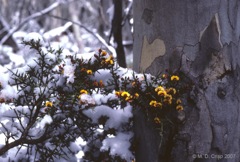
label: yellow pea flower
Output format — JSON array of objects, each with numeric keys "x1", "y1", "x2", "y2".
[
  {"x1": 158, "y1": 90, "x2": 167, "y2": 96},
  {"x1": 106, "y1": 59, "x2": 114, "y2": 65},
  {"x1": 101, "y1": 50, "x2": 107, "y2": 56},
  {"x1": 154, "y1": 117, "x2": 161, "y2": 124},
  {"x1": 171, "y1": 75, "x2": 180, "y2": 81},
  {"x1": 87, "y1": 69, "x2": 93, "y2": 75},
  {"x1": 149, "y1": 100, "x2": 162, "y2": 108},
  {"x1": 115, "y1": 91, "x2": 121, "y2": 97},
  {"x1": 164, "y1": 94, "x2": 173, "y2": 101},
  {"x1": 121, "y1": 91, "x2": 130, "y2": 98},
  {"x1": 176, "y1": 105, "x2": 184, "y2": 111},
  {"x1": 163, "y1": 99, "x2": 172, "y2": 105},
  {"x1": 80, "y1": 89, "x2": 88, "y2": 94},
  {"x1": 176, "y1": 99, "x2": 182, "y2": 104},
  {"x1": 155, "y1": 102, "x2": 162, "y2": 108},
  {"x1": 134, "y1": 93, "x2": 139, "y2": 99},
  {"x1": 149, "y1": 100, "x2": 157, "y2": 106},
  {"x1": 155, "y1": 86, "x2": 165, "y2": 92},
  {"x1": 167, "y1": 88, "x2": 177, "y2": 94},
  {"x1": 45, "y1": 101, "x2": 53, "y2": 107},
  {"x1": 105, "y1": 55, "x2": 114, "y2": 65},
  {"x1": 125, "y1": 96, "x2": 133, "y2": 102}
]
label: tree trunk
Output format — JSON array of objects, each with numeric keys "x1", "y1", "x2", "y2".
[
  {"x1": 133, "y1": 1, "x2": 240, "y2": 162},
  {"x1": 112, "y1": 0, "x2": 127, "y2": 68}
]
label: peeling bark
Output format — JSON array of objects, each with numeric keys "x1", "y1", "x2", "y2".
[{"x1": 133, "y1": 0, "x2": 240, "y2": 162}]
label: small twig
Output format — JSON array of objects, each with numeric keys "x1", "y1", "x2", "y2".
[{"x1": 0, "y1": 1, "x2": 61, "y2": 46}]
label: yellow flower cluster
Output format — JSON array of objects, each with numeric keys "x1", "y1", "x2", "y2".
[
  {"x1": 115, "y1": 91, "x2": 139, "y2": 102},
  {"x1": 80, "y1": 68, "x2": 93, "y2": 75},
  {"x1": 163, "y1": 94, "x2": 172, "y2": 104},
  {"x1": 102, "y1": 55, "x2": 114, "y2": 65},
  {"x1": 155, "y1": 86, "x2": 164, "y2": 92},
  {"x1": 149, "y1": 100, "x2": 162, "y2": 108},
  {"x1": 154, "y1": 86, "x2": 174, "y2": 105},
  {"x1": 176, "y1": 99, "x2": 183, "y2": 111}
]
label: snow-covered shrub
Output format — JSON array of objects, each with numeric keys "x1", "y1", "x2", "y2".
[
  {"x1": 0, "y1": 39, "x2": 134, "y2": 161},
  {"x1": 0, "y1": 39, "x2": 191, "y2": 161}
]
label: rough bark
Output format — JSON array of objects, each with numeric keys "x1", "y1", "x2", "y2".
[{"x1": 133, "y1": 1, "x2": 240, "y2": 162}]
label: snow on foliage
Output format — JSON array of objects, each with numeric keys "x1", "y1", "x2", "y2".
[
  {"x1": 43, "y1": 22, "x2": 73, "y2": 40},
  {"x1": 101, "y1": 132, "x2": 134, "y2": 161},
  {"x1": 24, "y1": 32, "x2": 44, "y2": 44},
  {"x1": 0, "y1": 38, "x2": 135, "y2": 161},
  {"x1": 63, "y1": 58, "x2": 76, "y2": 83},
  {"x1": 83, "y1": 104, "x2": 132, "y2": 129},
  {"x1": 38, "y1": 115, "x2": 53, "y2": 129}
]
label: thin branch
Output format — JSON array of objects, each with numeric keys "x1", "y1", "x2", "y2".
[
  {"x1": 13, "y1": 109, "x2": 25, "y2": 131},
  {"x1": 0, "y1": 128, "x2": 49, "y2": 156},
  {"x1": 0, "y1": 1, "x2": 61, "y2": 46},
  {"x1": 48, "y1": 14, "x2": 117, "y2": 57}
]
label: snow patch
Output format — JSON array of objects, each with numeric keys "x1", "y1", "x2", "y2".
[
  {"x1": 39, "y1": 115, "x2": 53, "y2": 129},
  {"x1": 24, "y1": 32, "x2": 44, "y2": 44},
  {"x1": 83, "y1": 104, "x2": 132, "y2": 129},
  {"x1": 101, "y1": 132, "x2": 134, "y2": 161}
]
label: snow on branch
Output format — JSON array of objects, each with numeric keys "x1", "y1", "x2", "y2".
[{"x1": 0, "y1": 1, "x2": 62, "y2": 46}]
